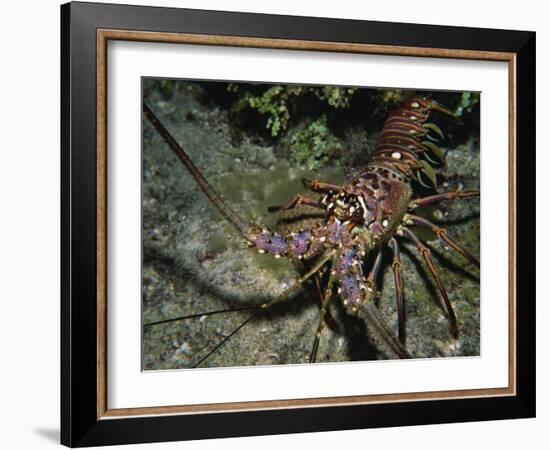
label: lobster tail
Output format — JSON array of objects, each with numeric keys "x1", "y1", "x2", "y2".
[{"x1": 369, "y1": 96, "x2": 457, "y2": 187}]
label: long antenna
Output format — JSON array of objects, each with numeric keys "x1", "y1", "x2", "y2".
[
  {"x1": 143, "y1": 306, "x2": 255, "y2": 328},
  {"x1": 143, "y1": 102, "x2": 250, "y2": 235}
]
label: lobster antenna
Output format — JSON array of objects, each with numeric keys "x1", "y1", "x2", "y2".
[
  {"x1": 143, "y1": 305, "x2": 255, "y2": 328},
  {"x1": 143, "y1": 102, "x2": 250, "y2": 235},
  {"x1": 191, "y1": 312, "x2": 258, "y2": 368}
]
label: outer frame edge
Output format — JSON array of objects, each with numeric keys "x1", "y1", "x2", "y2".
[
  {"x1": 514, "y1": 32, "x2": 536, "y2": 418},
  {"x1": 60, "y1": 2, "x2": 73, "y2": 447}
]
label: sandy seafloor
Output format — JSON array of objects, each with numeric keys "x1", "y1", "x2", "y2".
[{"x1": 142, "y1": 81, "x2": 480, "y2": 370}]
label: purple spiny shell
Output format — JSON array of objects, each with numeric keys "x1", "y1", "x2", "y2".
[
  {"x1": 252, "y1": 231, "x2": 287, "y2": 256},
  {"x1": 368, "y1": 221, "x2": 385, "y2": 238},
  {"x1": 328, "y1": 219, "x2": 342, "y2": 244},
  {"x1": 289, "y1": 230, "x2": 311, "y2": 257},
  {"x1": 304, "y1": 236, "x2": 325, "y2": 259},
  {"x1": 336, "y1": 247, "x2": 357, "y2": 274},
  {"x1": 339, "y1": 274, "x2": 361, "y2": 306}
]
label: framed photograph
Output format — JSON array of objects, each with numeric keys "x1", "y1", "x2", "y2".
[{"x1": 61, "y1": 1, "x2": 535, "y2": 447}]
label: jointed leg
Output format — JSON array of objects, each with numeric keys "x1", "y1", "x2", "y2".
[
  {"x1": 309, "y1": 265, "x2": 336, "y2": 363},
  {"x1": 389, "y1": 238, "x2": 405, "y2": 343},
  {"x1": 365, "y1": 250, "x2": 383, "y2": 294},
  {"x1": 401, "y1": 227, "x2": 458, "y2": 338},
  {"x1": 267, "y1": 194, "x2": 323, "y2": 213},
  {"x1": 410, "y1": 190, "x2": 479, "y2": 209},
  {"x1": 406, "y1": 214, "x2": 480, "y2": 268},
  {"x1": 303, "y1": 178, "x2": 342, "y2": 194},
  {"x1": 312, "y1": 272, "x2": 339, "y2": 332}
]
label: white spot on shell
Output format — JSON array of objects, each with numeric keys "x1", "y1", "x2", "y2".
[
  {"x1": 382, "y1": 219, "x2": 389, "y2": 227},
  {"x1": 391, "y1": 152, "x2": 402, "y2": 160},
  {"x1": 411, "y1": 101, "x2": 420, "y2": 108},
  {"x1": 410, "y1": 115, "x2": 417, "y2": 120}
]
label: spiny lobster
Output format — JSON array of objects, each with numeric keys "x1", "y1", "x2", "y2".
[{"x1": 143, "y1": 94, "x2": 480, "y2": 366}]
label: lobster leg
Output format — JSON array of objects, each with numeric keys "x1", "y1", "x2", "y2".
[
  {"x1": 366, "y1": 250, "x2": 383, "y2": 292},
  {"x1": 267, "y1": 194, "x2": 323, "y2": 212},
  {"x1": 409, "y1": 190, "x2": 479, "y2": 208},
  {"x1": 400, "y1": 227, "x2": 458, "y2": 338},
  {"x1": 309, "y1": 265, "x2": 336, "y2": 363},
  {"x1": 312, "y1": 272, "x2": 339, "y2": 332},
  {"x1": 389, "y1": 238, "x2": 405, "y2": 343},
  {"x1": 406, "y1": 214, "x2": 480, "y2": 268},
  {"x1": 303, "y1": 178, "x2": 342, "y2": 194}
]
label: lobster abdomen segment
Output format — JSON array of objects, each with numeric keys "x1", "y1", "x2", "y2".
[{"x1": 368, "y1": 96, "x2": 450, "y2": 181}]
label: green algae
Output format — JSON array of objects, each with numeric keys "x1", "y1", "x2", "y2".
[{"x1": 290, "y1": 115, "x2": 342, "y2": 170}]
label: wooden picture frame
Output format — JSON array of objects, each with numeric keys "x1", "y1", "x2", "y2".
[{"x1": 61, "y1": 1, "x2": 535, "y2": 446}]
